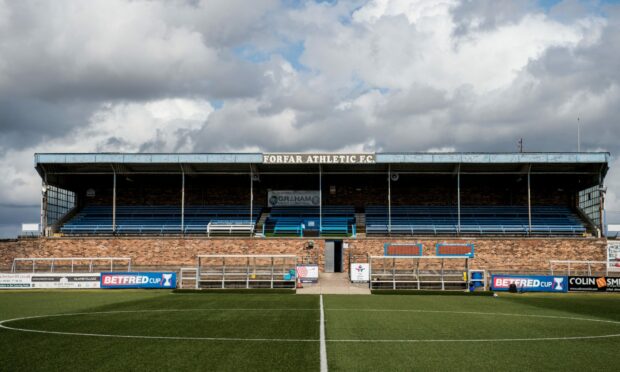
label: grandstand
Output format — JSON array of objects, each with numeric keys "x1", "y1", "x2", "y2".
[{"x1": 0, "y1": 151, "x2": 609, "y2": 275}]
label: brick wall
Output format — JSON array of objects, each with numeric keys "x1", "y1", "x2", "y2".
[{"x1": 0, "y1": 237, "x2": 607, "y2": 273}]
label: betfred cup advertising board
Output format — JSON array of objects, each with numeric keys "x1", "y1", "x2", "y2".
[
  {"x1": 100, "y1": 272, "x2": 177, "y2": 289},
  {"x1": 491, "y1": 275, "x2": 568, "y2": 292},
  {"x1": 568, "y1": 276, "x2": 620, "y2": 292}
]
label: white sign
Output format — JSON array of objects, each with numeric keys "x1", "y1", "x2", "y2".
[
  {"x1": 264, "y1": 153, "x2": 375, "y2": 164},
  {"x1": 268, "y1": 190, "x2": 320, "y2": 207},
  {"x1": 350, "y1": 263, "x2": 370, "y2": 282},
  {"x1": 0, "y1": 273, "x2": 101, "y2": 289},
  {"x1": 21, "y1": 224, "x2": 39, "y2": 232},
  {"x1": 608, "y1": 243, "x2": 620, "y2": 272},
  {"x1": 296, "y1": 265, "x2": 319, "y2": 283}
]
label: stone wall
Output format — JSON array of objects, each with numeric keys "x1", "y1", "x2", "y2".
[{"x1": 0, "y1": 237, "x2": 607, "y2": 273}]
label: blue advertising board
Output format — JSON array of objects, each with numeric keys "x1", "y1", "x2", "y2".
[
  {"x1": 100, "y1": 272, "x2": 177, "y2": 289},
  {"x1": 491, "y1": 275, "x2": 568, "y2": 292}
]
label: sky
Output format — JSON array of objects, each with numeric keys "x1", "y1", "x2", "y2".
[{"x1": 0, "y1": 0, "x2": 620, "y2": 237}]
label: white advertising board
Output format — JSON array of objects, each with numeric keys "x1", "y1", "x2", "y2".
[
  {"x1": 0, "y1": 273, "x2": 101, "y2": 289},
  {"x1": 350, "y1": 263, "x2": 370, "y2": 282},
  {"x1": 296, "y1": 265, "x2": 319, "y2": 283}
]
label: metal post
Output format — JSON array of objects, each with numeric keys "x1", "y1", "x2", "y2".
[
  {"x1": 112, "y1": 170, "x2": 117, "y2": 234},
  {"x1": 527, "y1": 165, "x2": 532, "y2": 235},
  {"x1": 181, "y1": 169, "x2": 185, "y2": 235},
  {"x1": 319, "y1": 165, "x2": 322, "y2": 233},
  {"x1": 457, "y1": 164, "x2": 461, "y2": 235},
  {"x1": 392, "y1": 257, "x2": 396, "y2": 290},
  {"x1": 222, "y1": 257, "x2": 226, "y2": 289},
  {"x1": 195, "y1": 257, "x2": 200, "y2": 290},
  {"x1": 41, "y1": 172, "x2": 47, "y2": 236},
  {"x1": 388, "y1": 164, "x2": 391, "y2": 234},
  {"x1": 599, "y1": 171, "x2": 605, "y2": 236},
  {"x1": 246, "y1": 257, "x2": 250, "y2": 289},
  {"x1": 250, "y1": 166, "x2": 254, "y2": 230}
]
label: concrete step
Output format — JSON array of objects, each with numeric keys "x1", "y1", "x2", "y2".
[{"x1": 296, "y1": 272, "x2": 370, "y2": 295}]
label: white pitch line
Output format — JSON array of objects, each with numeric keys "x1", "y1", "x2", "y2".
[
  {"x1": 2, "y1": 308, "x2": 620, "y2": 344},
  {"x1": 320, "y1": 295, "x2": 328, "y2": 372}
]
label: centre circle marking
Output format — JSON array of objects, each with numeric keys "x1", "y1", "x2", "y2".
[{"x1": 1, "y1": 308, "x2": 619, "y2": 343}]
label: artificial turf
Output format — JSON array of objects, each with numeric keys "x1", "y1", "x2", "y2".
[{"x1": 1, "y1": 290, "x2": 619, "y2": 371}]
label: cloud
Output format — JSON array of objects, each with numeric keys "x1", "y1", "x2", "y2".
[{"x1": 1, "y1": 0, "x2": 620, "y2": 236}]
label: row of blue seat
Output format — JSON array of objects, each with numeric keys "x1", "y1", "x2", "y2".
[
  {"x1": 365, "y1": 205, "x2": 586, "y2": 236},
  {"x1": 61, "y1": 205, "x2": 261, "y2": 234},
  {"x1": 264, "y1": 206, "x2": 356, "y2": 237}
]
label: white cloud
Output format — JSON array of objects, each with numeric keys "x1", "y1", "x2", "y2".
[{"x1": 0, "y1": 98, "x2": 213, "y2": 205}]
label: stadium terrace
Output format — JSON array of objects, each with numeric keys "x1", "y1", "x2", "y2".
[{"x1": 0, "y1": 150, "x2": 611, "y2": 280}]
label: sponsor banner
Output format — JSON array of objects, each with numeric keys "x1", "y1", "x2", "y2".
[
  {"x1": 263, "y1": 153, "x2": 375, "y2": 165},
  {"x1": 0, "y1": 273, "x2": 100, "y2": 289},
  {"x1": 296, "y1": 265, "x2": 319, "y2": 283},
  {"x1": 0, "y1": 273, "x2": 33, "y2": 289},
  {"x1": 100, "y1": 272, "x2": 176, "y2": 289},
  {"x1": 568, "y1": 276, "x2": 620, "y2": 292},
  {"x1": 268, "y1": 190, "x2": 320, "y2": 207},
  {"x1": 491, "y1": 275, "x2": 568, "y2": 292},
  {"x1": 350, "y1": 263, "x2": 370, "y2": 282}
]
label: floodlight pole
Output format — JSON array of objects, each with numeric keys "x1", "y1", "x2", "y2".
[{"x1": 388, "y1": 164, "x2": 392, "y2": 234}]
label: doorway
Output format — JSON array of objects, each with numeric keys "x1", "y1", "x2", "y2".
[{"x1": 324, "y1": 240, "x2": 343, "y2": 273}]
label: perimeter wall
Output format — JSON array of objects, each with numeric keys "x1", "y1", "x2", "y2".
[{"x1": 0, "y1": 237, "x2": 607, "y2": 273}]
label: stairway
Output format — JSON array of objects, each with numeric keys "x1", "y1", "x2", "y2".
[
  {"x1": 355, "y1": 212, "x2": 366, "y2": 234},
  {"x1": 255, "y1": 211, "x2": 270, "y2": 235}
]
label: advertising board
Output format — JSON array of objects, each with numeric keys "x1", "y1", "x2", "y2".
[
  {"x1": 268, "y1": 190, "x2": 321, "y2": 207},
  {"x1": 350, "y1": 263, "x2": 370, "y2": 282},
  {"x1": 0, "y1": 273, "x2": 100, "y2": 289},
  {"x1": 568, "y1": 276, "x2": 620, "y2": 292},
  {"x1": 296, "y1": 265, "x2": 319, "y2": 283},
  {"x1": 100, "y1": 272, "x2": 177, "y2": 289},
  {"x1": 491, "y1": 275, "x2": 567, "y2": 292}
]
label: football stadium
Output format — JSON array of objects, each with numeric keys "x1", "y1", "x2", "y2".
[{"x1": 1, "y1": 151, "x2": 620, "y2": 371}]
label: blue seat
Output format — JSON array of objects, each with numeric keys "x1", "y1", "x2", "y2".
[
  {"x1": 60, "y1": 205, "x2": 262, "y2": 235},
  {"x1": 264, "y1": 206, "x2": 355, "y2": 237},
  {"x1": 365, "y1": 205, "x2": 586, "y2": 236}
]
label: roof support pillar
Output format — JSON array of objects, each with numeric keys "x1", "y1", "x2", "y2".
[
  {"x1": 112, "y1": 169, "x2": 117, "y2": 234},
  {"x1": 319, "y1": 164, "x2": 322, "y2": 233},
  {"x1": 388, "y1": 164, "x2": 391, "y2": 234},
  {"x1": 250, "y1": 165, "x2": 254, "y2": 227},
  {"x1": 181, "y1": 166, "x2": 185, "y2": 235},
  {"x1": 457, "y1": 164, "x2": 461, "y2": 235},
  {"x1": 527, "y1": 164, "x2": 532, "y2": 236},
  {"x1": 599, "y1": 169, "x2": 605, "y2": 237},
  {"x1": 40, "y1": 167, "x2": 48, "y2": 237}
]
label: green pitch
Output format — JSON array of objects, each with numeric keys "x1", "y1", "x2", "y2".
[{"x1": 1, "y1": 291, "x2": 619, "y2": 371}]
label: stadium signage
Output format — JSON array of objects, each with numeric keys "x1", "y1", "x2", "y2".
[
  {"x1": 100, "y1": 272, "x2": 176, "y2": 289},
  {"x1": 350, "y1": 263, "x2": 370, "y2": 282},
  {"x1": 263, "y1": 153, "x2": 375, "y2": 164},
  {"x1": 568, "y1": 276, "x2": 620, "y2": 292},
  {"x1": 491, "y1": 275, "x2": 568, "y2": 292},
  {"x1": 268, "y1": 190, "x2": 320, "y2": 207},
  {"x1": 0, "y1": 273, "x2": 100, "y2": 289},
  {"x1": 296, "y1": 265, "x2": 319, "y2": 283}
]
